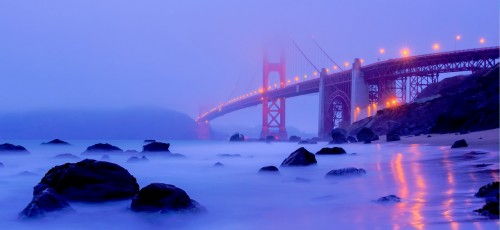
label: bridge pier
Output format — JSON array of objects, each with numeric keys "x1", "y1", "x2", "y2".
[
  {"x1": 318, "y1": 68, "x2": 328, "y2": 138},
  {"x1": 196, "y1": 120, "x2": 211, "y2": 139},
  {"x1": 350, "y1": 58, "x2": 369, "y2": 123}
]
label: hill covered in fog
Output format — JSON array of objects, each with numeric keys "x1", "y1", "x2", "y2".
[{"x1": 0, "y1": 108, "x2": 198, "y2": 140}]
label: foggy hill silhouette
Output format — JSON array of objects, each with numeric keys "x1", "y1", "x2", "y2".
[{"x1": 0, "y1": 108, "x2": 197, "y2": 140}]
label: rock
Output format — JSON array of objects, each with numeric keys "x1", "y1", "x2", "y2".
[
  {"x1": 364, "y1": 140, "x2": 371, "y2": 144},
  {"x1": 52, "y1": 153, "x2": 80, "y2": 160},
  {"x1": 142, "y1": 142, "x2": 170, "y2": 153},
  {"x1": 289, "y1": 135, "x2": 302, "y2": 142},
  {"x1": 386, "y1": 132, "x2": 401, "y2": 142},
  {"x1": 325, "y1": 167, "x2": 366, "y2": 177},
  {"x1": 229, "y1": 133, "x2": 245, "y2": 142},
  {"x1": 101, "y1": 155, "x2": 111, "y2": 160},
  {"x1": 330, "y1": 128, "x2": 348, "y2": 144},
  {"x1": 217, "y1": 153, "x2": 241, "y2": 158},
  {"x1": 258, "y1": 166, "x2": 279, "y2": 173},
  {"x1": 127, "y1": 156, "x2": 149, "y2": 163},
  {"x1": 315, "y1": 147, "x2": 346, "y2": 155},
  {"x1": 19, "y1": 188, "x2": 71, "y2": 218},
  {"x1": 130, "y1": 183, "x2": 204, "y2": 213},
  {"x1": 347, "y1": 136, "x2": 358, "y2": 143},
  {"x1": 17, "y1": 171, "x2": 38, "y2": 176},
  {"x1": 213, "y1": 162, "x2": 224, "y2": 167},
  {"x1": 33, "y1": 159, "x2": 139, "y2": 202},
  {"x1": 356, "y1": 127, "x2": 379, "y2": 142},
  {"x1": 427, "y1": 135, "x2": 432, "y2": 138},
  {"x1": 82, "y1": 143, "x2": 123, "y2": 154},
  {"x1": 475, "y1": 182, "x2": 499, "y2": 199},
  {"x1": 298, "y1": 139, "x2": 317, "y2": 144},
  {"x1": 144, "y1": 139, "x2": 156, "y2": 143},
  {"x1": 376, "y1": 195, "x2": 401, "y2": 203},
  {"x1": 281, "y1": 147, "x2": 317, "y2": 167},
  {"x1": 265, "y1": 135, "x2": 276, "y2": 142},
  {"x1": 451, "y1": 139, "x2": 468, "y2": 148},
  {"x1": 0, "y1": 143, "x2": 29, "y2": 154},
  {"x1": 42, "y1": 139, "x2": 70, "y2": 145},
  {"x1": 474, "y1": 198, "x2": 499, "y2": 219}
]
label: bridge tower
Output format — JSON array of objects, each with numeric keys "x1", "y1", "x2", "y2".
[
  {"x1": 350, "y1": 58, "x2": 370, "y2": 123},
  {"x1": 261, "y1": 50, "x2": 287, "y2": 140}
]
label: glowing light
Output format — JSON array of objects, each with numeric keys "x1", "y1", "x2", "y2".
[
  {"x1": 333, "y1": 65, "x2": 338, "y2": 70},
  {"x1": 287, "y1": 79, "x2": 291, "y2": 84},
  {"x1": 432, "y1": 43, "x2": 440, "y2": 51},
  {"x1": 313, "y1": 71, "x2": 318, "y2": 76},
  {"x1": 360, "y1": 59, "x2": 365, "y2": 64},
  {"x1": 401, "y1": 48, "x2": 410, "y2": 57},
  {"x1": 455, "y1": 35, "x2": 461, "y2": 40},
  {"x1": 343, "y1": 62, "x2": 349, "y2": 67},
  {"x1": 294, "y1": 76, "x2": 299, "y2": 82},
  {"x1": 259, "y1": 88, "x2": 264, "y2": 93},
  {"x1": 356, "y1": 107, "x2": 360, "y2": 111},
  {"x1": 392, "y1": 99, "x2": 396, "y2": 104},
  {"x1": 325, "y1": 68, "x2": 330, "y2": 73},
  {"x1": 379, "y1": 48, "x2": 385, "y2": 54},
  {"x1": 479, "y1": 38, "x2": 486, "y2": 44}
]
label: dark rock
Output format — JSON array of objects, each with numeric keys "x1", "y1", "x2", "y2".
[
  {"x1": 217, "y1": 153, "x2": 241, "y2": 158},
  {"x1": 52, "y1": 153, "x2": 80, "y2": 160},
  {"x1": 82, "y1": 143, "x2": 123, "y2": 154},
  {"x1": 325, "y1": 167, "x2": 366, "y2": 177},
  {"x1": 427, "y1": 135, "x2": 432, "y2": 138},
  {"x1": 475, "y1": 163, "x2": 493, "y2": 168},
  {"x1": 258, "y1": 166, "x2": 279, "y2": 173},
  {"x1": 356, "y1": 127, "x2": 379, "y2": 142},
  {"x1": 19, "y1": 188, "x2": 71, "y2": 218},
  {"x1": 475, "y1": 182, "x2": 499, "y2": 199},
  {"x1": 144, "y1": 139, "x2": 156, "y2": 143},
  {"x1": 142, "y1": 142, "x2": 170, "y2": 152},
  {"x1": 213, "y1": 162, "x2": 224, "y2": 167},
  {"x1": 265, "y1": 135, "x2": 276, "y2": 142},
  {"x1": 315, "y1": 147, "x2": 346, "y2": 155},
  {"x1": 42, "y1": 139, "x2": 70, "y2": 145},
  {"x1": 17, "y1": 171, "x2": 38, "y2": 176},
  {"x1": 229, "y1": 133, "x2": 245, "y2": 142},
  {"x1": 386, "y1": 132, "x2": 401, "y2": 142},
  {"x1": 33, "y1": 159, "x2": 139, "y2": 202},
  {"x1": 280, "y1": 147, "x2": 317, "y2": 167},
  {"x1": 460, "y1": 130, "x2": 470, "y2": 135},
  {"x1": 298, "y1": 139, "x2": 317, "y2": 144},
  {"x1": 347, "y1": 136, "x2": 358, "y2": 143},
  {"x1": 289, "y1": 135, "x2": 302, "y2": 142},
  {"x1": 127, "y1": 156, "x2": 149, "y2": 163},
  {"x1": 330, "y1": 128, "x2": 348, "y2": 144},
  {"x1": 474, "y1": 198, "x2": 499, "y2": 219},
  {"x1": 130, "y1": 183, "x2": 204, "y2": 213},
  {"x1": 0, "y1": 143, "x2": 29, "y2": 154},
  {"x1": 376, "y1": 195, "x2": 401, "y2": 203},
  {"x1": 364, "y1": 140, "x2": 371, "y2": 144},
  {"x1": 451, "y1": 139, "x2": 468, "y2": 148}
]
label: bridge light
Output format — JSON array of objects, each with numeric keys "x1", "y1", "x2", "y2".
[
  {"x1": 304, "y1": 74, "x2": 308, "y2": 79},
  {"x1": 325, "y1": 68, "x2": 330, "y2": 73},
  {"x1": 344, "y1": 62, "x2": 349, "y2": 67},
  {"x1": 432, "y1": 43, "x2": 440, "y2": 51},
  {"x1": 401, "y1": 48, "x2": 410, "y2": 57},
  {"x1": 479, "y1": 38, "x2": 486, "y2": 44},
  {"x1": 392, "y1": 99, "x2": 396, "y2": 104},
  {"x1": 333, "y1": 65, "x2": 338, "y2": 70},
  {"x1": 379, "y1": 48, "x2": 385, "y2": 54},
  {"x1": 360, "y1": 59, "x2": 365, "y2": 63},
  {"x1": 313, "y1": 71, "x2": 318, "y2": 76},
  {"x1": 455, "y1": 35, "x2": 461, "y2": 40},
  {"x1": 294, "y1": 76, "x2": 299, "y2": 82},
  {"x1": 287, "y1": 79, "x2": 291, "y2": 84}
]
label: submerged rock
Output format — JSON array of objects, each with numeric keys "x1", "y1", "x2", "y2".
[
  {"x1": 19, "y1": 188, "x2": 71, "y2": 218},
  {"x1": 376, "y1": 195, "x2": 401, "y2": 203},
  {"x1": 474, "y1": 198, "x2": 499, "y2": 219},
  {"x1": 356, "y1": 127, "x2": 379, "y2": 143},
  {"x1": 127, "y1": 156, "x2": 149, "y2": 163},
  {"x1": 144, "y1": 139, "x2": 156, "y2": 143},
  {"x1": 347, "y1": 136, "x2": 358, "y2": 143},
  {"x1": 475, "y1": 182, "x2": 499, "y2": 199},
  {"x1": 386, "y1": 132, "x2": 401, "y2": 142},
  {"x1": 289, "y1": 135, "x2": 302, "y2": 142},
  {"x1": 213, "y1": 162, "x2": 224, "y2": 167},
  {"x1": 131, "y1": 183, "x2": 204, "y2": 213},
  {"x1": 217, "y1": 153, "x2": 241, "y2": 158},
  {"x1": 325, "y1": 167, "x2": 366, "y2": 177},
  {"x1": 258, "y1": 166, "x2": 279, "y2": 173},
  {"x1": 229, "y1": 133, "x2": 245, "y2": 142},
  {"x1": 82, "y1": 143, "x2": 123, "y2": 154},
  {"x1": 42, "y1": 139, "x2": 70, "y2": 145},
  {"x1": 281, "y1": 147, "x2": 317, "y2": 167},
  {"x1": 0, "y1": 143, "x2": 29, "y2": 154},
  {"x1": 298, "y1": 139, "x2": 317, "y2": 144},
  {"x1": 330, "y1": 128, "x2": 348, "y2": 144},
  {"x1": 142, "y1": 142, "x2": 170, "y2": 152},
  {"x1": 52, "y1": 153, "x2": 80, "y2": 160},
  {"x1": 33, "y1": 159, "x2": 139, "y2": 202},
  {"x1": 315, "y1": 147, "x2": 346, "y2": 155},
  {"x1": 451, "y1": 139, "x2": 468, "y2": 148}
]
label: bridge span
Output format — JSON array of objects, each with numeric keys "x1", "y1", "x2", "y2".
[{"x1": 197, "y1": 46, "x2": 499, "y2": 139}]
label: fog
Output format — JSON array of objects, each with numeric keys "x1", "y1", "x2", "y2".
[{"x1": 0, "y1": 0, "x2": 498, "y2": 133}]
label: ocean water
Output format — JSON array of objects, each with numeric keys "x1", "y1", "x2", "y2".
[{"x1": 0, "y1": 140, "x2": 498, "y2": 230}]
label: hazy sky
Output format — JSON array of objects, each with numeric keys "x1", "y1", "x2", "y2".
[{"x1": 0, "y1": 0, "x2": 498, "y2": 134}]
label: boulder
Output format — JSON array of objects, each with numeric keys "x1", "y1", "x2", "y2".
[
  {"x1": 130, "y1": 183, "x2": 204, "y2": 213},
  {"x1": 347, "y1": 136, "x2": 358, "y2": 143},
  {"x1": 0, "y1": 143, "x2": 29, "y2": 154},
  {"x1": 265, "y1": 135, "x2": 276, "y2": 142},
  {"x1": 142, "y1": 142, "x2": 170, "y2": 152},
  {"x1": 474, "y1": 198, "x2": 499, "y2": 219},
  {"x1": 386, "y1": 132, "x2": 401, "y2": 142},
  {"x1": 376, "y1": 195, "x2": 401, "y2": 203},
  {"x1": 19, "y1": 188, "x2": 71, "y2": 218},
  {"x1": 281, "y1": 147, "x2": 317, "y2": 167},
  {"x1": 42, "y1": 139, "x2": 70, "y2": 145},
  {"x1": 356, "y1": 127, "x2": 379, "y2": 142},
  {"x1": 33, "y1": 159, "x2": 139, "y2": 202},
  {"x1": 330, "y1": 128, "x2": 348, "y2": 144},
  {"x1": 213, "y1": 162, "x2": 224, "y2": 167},
  {"x1": 289, "y1": 135, "x2": 302, "y2": 142},
  {"x1": 475, "y1": 182, "x2": 499, "y2": 199},
  {"x1": 364, "y1": 140, "x2": 372, "y2": 144},
  {"x1": 325, "y1": 167, "x2": 366, "y2": 177},
  {"x1": 315, "y1": 147, "x2": 346, "y2": 155},
  {"x1": 127, "y1": 156, "x2": 149, "y2": 163},
  {"x1": 229, "y1": 133, "x2": 245, "y2": 142},
  {"x1": 451, "y1": 139, "x2": 468, "y2": 148},
  {"x1": 82, "y1": 143, "x2": 123, "y2": 154},
  {"x1": 52, "y1": 153, "x2": 80, "y2": 160},
  {"x1": 258, "y1": 166, "x2": 279, "y2": 173}
]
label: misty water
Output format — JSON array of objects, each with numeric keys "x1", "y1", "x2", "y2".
[{"x1": 0, "y1": 140, "x2": 498, "y2": 229}]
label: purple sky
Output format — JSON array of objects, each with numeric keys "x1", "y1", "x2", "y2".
[{"x1": 0, "y1": 0, "x2": 498, "y2": 134}]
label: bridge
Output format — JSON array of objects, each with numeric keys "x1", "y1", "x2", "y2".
[{"x1": 196, "y1": 46, "x2": 499, "y2": 140}]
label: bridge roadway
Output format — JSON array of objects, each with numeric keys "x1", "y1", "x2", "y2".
[{"x1": 197, "y1": 46, "x2": 499, "y2": 123}]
